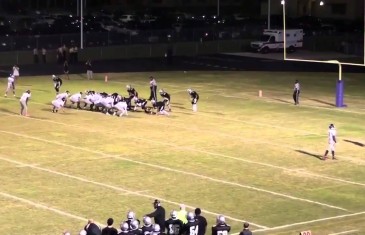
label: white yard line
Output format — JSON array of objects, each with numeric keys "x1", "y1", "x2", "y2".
[
  {"x1": 0, "y1": 154, "x2": 266, "y2": 229},
  {"x1": 0, "y1": 130, "x2": 350, "y2": 212},
  {"x1": 0, "y1": 191, "x2": 103, "y2": 225},
  {"x1": 251, "y1": 211, "x2": 365, "y2": 233},
  {"x1": 329, "y1": 230, "x2": 359, "y2": 235}
]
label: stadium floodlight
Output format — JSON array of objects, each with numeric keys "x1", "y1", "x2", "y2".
[
  {"x1": 281, "y1": 0, "x2": 285, "y2": 5},
  {"x1": 319, "y1": 1, "x2": 325, "y2": 6}
]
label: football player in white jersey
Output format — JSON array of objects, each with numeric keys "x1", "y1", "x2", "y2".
[
  {"x1": 12, "y1": 65, "x2": 20, "y2": 80},
  {"x1": 56, "y1": 91, "x2": 70, "y2": 106},
  {"x1": 323, "y1": 124, "x2": 337, "y2": 160},
  {"x1": 112, "y1": 99, "x2": 128, "y2": 117},
  {"x1": 69, "y1": 92, "x2": 83, "y2": 109},
  {"x1": 51, "y1": 98, "x2": 65, "y2": 113},
  {"x1": 19, "y1": 90, "x2": 31, "y2": 116},
  {"x1": 5, "y1": 74, "x2": 16, "y2": 97}
]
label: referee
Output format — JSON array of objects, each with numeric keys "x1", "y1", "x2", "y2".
[{"x1": 293, "y1": 80, "x2": 300, "y2": 105}]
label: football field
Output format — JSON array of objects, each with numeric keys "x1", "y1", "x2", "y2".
[{"x1": 0, "y1": 71, "x2": 364, "y2": 235}]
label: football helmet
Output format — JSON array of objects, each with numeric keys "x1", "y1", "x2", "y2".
[
  {"x1": 120, "y1": 222, "x2": 129, "y2": 231},
  {"x1": 131, "y1": 220, "x2": 139, "y2": 230},
  {"x1": 153, "y1": 199, "x2": 161, "y2": 208},
  {"x1": 127, "y1": 211, "x2": 136, "y2": 221},
  {"x1": 52, "y1": 75, "x2": 56, "y2": 78},
  {"x1": 170, "y1": 210, "x2": 178, "y2": 219},
  {"x1": 143, "y1": 216, "x2": 152, "y2": 226},
  {"x1": 187, "y1": 212, "x2": 195, "y2": 222},
  {"x1": 329, "y1": 124, "x2": 335, "y2": 129},
  {"x1": 187, "y1": 89, "x2": 192, "y2": 93},
  {"x1": 126, "y1": 85, "x2": 131, "y2": 89},
  {"x1": 159, "y1": 89, "x2": 164, "y2": 93},
  {"x1": 216, "y1": 215, "x2": 225, "y2": 224},
  {"x1": 153, "y1": 224, "x2": 161, "y2": 232}
]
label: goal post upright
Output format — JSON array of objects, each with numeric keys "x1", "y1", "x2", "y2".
[{"x1": 281, "y1": 0, "x2": 365, "y2": 108}]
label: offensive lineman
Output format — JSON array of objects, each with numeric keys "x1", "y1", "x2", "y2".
[
  {"x1": 151, "y1": 99, "x2": 169, "y2": 116},
  {"x1": 159, "y1": 89, "x2": 171, "y2": 111},
  {"x1": 323, "y1": 124, "x2": 337, "y2": 160},
  {"x1": 52, "y1": 75, "x2": 63, "y2": 94},
  {"x1": 187, "y1": 89, "x2": 199, "y2": 112},
  {"x1": 4, "y1": 74, "x2": 16, "y2": 97},
  {"x1": 212, "y1": 215, "x2": 230, "y2": 235},
  {"x1": 69, "y1": 92, "x2": 83, "y2": 109}
]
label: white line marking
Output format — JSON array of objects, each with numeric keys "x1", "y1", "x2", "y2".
[
  {"x1": 0, "y1": 154, "x2": 266, "y2": 229},
  {"x1": 0, "y1": 191, "x2": 103, "y2": 226},
  {"x1": 252, "y1": 211, "x2": 365, "y2": 233},
  {"x1": 329, "y1": 230, "x2": 359, "y2": 235},
  {"x1": 0, "y1": 130, "x2": 349, "y2": 212}
]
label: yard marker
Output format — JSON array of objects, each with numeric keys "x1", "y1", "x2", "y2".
[
  {"x1": 104, "y1": 74, "x2": 108, "y2": 82},
  {"x1": 0, "y1": 154, "x2": 267, "y2": 229},
  {"x1": 0, "y1": 131, "x2": 350, "y2": 212},
  {"x1": 259, "y1": 90, "x2": 262, "y2": 97}
]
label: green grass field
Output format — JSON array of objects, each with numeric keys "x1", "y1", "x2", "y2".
[{"x1": 0, "y1": 71, "x2": 364, "y2": 235}]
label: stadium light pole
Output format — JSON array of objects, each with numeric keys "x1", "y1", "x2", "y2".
[
  {"x1": 268, "y1": 0, "x2": 271, "y2": 29},
  {"x1": 282, "y1": 0, "x2": 286, "y2": 60},
  {"x1": 217, "y1": 0, "x2": 220, "y2": 16},
  {"x1": 80, "y1": 0, "x2": 84, "y2": 49}
]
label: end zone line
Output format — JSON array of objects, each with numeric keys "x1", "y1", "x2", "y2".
[
  {"x1": 0, "y1": 154, "x2": 266, "y2": 229},
  {"x1": 251, "y1": 211, "x2": 365, "y2": 233},
  {"x1": 0, "y1": 130, "x2": 349, "y2": 212},
  {"x1": 0, "y1": 191, "x2": 104, "y2": 226}
]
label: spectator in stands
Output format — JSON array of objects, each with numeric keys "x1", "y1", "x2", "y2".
[
  {"x1": 101, "y1": 218, "x2": 118, "y2": 235},
  {"x1": 33, "y1": 48, "x2": 39, "y2": 64},
  {"x1": 146, "y1": 199, "x2": 166, "y2": 232},
  {"x1": 84, "y1": 219, "x2": 102, "y2": 235},
  {"x1": 238, "y1": 222, "x2": 252, "y2": 235},
  {"x1": 195, "y1": 208, "x2": 207, "y2": 235},
  {"x1": 177, "y1": 204, "x2": 187, "y2": 224},
  {"x1": 42, "y1": 47, "x2": 47, "y2": 63}
]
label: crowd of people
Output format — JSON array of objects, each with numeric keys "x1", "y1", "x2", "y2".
[{"x1": 63, "y1": 200, "x2": 253, "y2": 235}]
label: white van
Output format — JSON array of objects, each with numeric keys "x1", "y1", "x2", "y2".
[{"x1": 250, "y1": 29, "x2": 303, "y2": 53}]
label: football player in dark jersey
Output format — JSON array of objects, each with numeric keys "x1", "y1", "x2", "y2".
[
  {"x1": 165, "y1": 210, "x2": 183, "y2": 235},
  {"x1": 129, "y1": 220, "x2": 142, "y2": 235},
  {"x1": 182, "y1": 212, "x2": 199, "y2": 235},
  {"x1": 151, "y1": 99, "x2": 169, "y2": 116},
  {"x1": 141, "y1": 217, "x2": 154, "y2": 235},
  {"x1": 187, "y1": 89, "x2": 199, "y2": 112},
  {"x1": 119, "y1": 222, "x2": 130, "y2": 235},
  {"x1": 123, "y1": 211, "x2": 141, "y2": 231},
  {"x1": 52, "y1": 75, "x2": 63, "y2": 94},
  {"x1": 134, "y1": 97, "x2": 148, "y2": 111},
  {"x1": 126, "y1": 85, "x2": 139, "y2": 99},
  {"x1": 159, "y1": 89, "x2": 171, "y2": 111},
  {"x1": 211, "y1": 215, "x2": 230, "y2": 235}
]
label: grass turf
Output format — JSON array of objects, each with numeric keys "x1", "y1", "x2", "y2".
[{"x1": 0, "y1": 71, "x2": 364, "y2": 235}]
